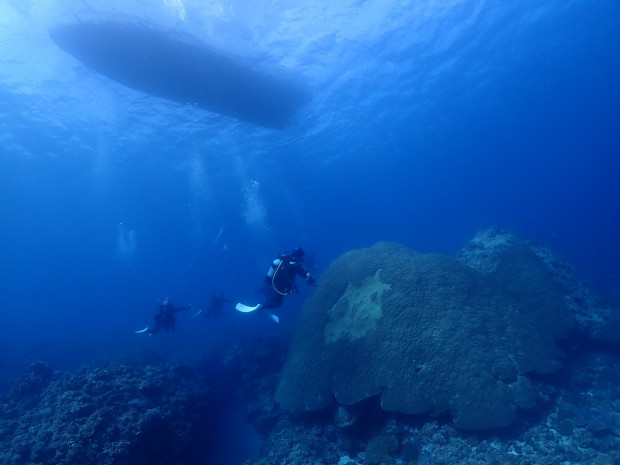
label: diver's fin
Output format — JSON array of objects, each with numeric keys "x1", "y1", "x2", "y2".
[
  {"x1": 135, "y1": 326, "x2": 149, "y2": 334},
  {"x1": 235, "y1": 303, "x2": 262, "y2": 313},
  {"x1": 265, "y1": 311, "x2": 280, "y2": 323}
]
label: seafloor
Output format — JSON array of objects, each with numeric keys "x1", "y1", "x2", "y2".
[
  {"x1": 1, "y1": 337, "x2": 618, "y2": 465},
  {"x1": 1, "y1": 229, "x2": 619, "y2": 465}
]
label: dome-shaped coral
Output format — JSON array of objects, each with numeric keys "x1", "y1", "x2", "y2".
[{"x1": 276, "y1": 241, "x2": 572, "y2": 429}]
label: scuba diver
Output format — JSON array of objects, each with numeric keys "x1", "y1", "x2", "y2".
[
  {"x1": 192, "y1": 292, "x2": 231, "y2": 318},
  {"x1": 136, "y1": 298, "x2": 192, "y2": 335},
  {"x1": 236, "y1": 246, "x2": 317, "y2": 323}
]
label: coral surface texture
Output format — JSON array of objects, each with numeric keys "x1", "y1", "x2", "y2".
[
  {"x1": 276, "y1": 240, "x2": 573, "y2": 429},
  {"x1": 0, "y1": 362, "x2": 210, "y2": 465}
]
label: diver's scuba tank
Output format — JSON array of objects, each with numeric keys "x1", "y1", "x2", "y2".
[
  {"x1": 268, "y1": 255, "x2": 292, "y2": 295},
  {"x1": 266, "y1": 258, "x2": 282, "y2": 278}
]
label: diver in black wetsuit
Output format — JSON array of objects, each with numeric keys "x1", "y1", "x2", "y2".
[
  {"x1": 235, "y1": 247, "x2": 317, "y2": 323},
  {"x1": 261, "y1": 247, "x2": 317, "y2": 310},
  {"x1": 136, "y1": 298, "x2": 192, "y2": 335}
]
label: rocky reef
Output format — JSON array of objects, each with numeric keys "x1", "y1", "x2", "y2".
[
  {"x1": 243, "y1": 348, "x2": 620, "y2": 465},
  {"x1": 2, "y1": 228, "x2": 619, "y2": 465},
  {"x1": 0, "y1": 361, "x2": 211, "y2": 465},
  {"x1": 241, "y1": 228, "x2": 620, "y2": 465},
  {"x1": 276, "y1": 238, "x2": 573, "y2": 429},
  {"x1": 458, "y1": 227, "x2": 620, "y2": 343}
]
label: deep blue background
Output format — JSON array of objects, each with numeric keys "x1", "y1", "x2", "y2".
[{"x1": 0, "y1": 0, "x2": 619, "y2": 392}]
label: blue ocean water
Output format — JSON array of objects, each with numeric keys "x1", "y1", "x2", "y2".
[{"x1": 0, "y1": 0, "x2": 619, "y2": 453}]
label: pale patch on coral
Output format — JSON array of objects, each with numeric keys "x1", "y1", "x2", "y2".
[{"x1": 324, "y1": 270, "x2": 391, "y2": 344}]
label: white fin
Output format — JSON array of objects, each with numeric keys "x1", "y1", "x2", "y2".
[
  {"x1": 235, "y1": 303, "x2": 262, "y2": 313},
  {"x1": 265, "y1": 311, "x2": 280, "y2": 323},
  {"x1": 135, "y1": 326, "x2": 149, "y2": 334}
]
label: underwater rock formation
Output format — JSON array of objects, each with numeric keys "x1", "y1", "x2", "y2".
[
  {"x1": 250, "y1": 349, "x2": 620, "y2": 465},
  {"x1": 0, "y1": 362, "x2": 210, "y2": 465},
  {"x1": 276, "y1": 241, "x2": 573, "y2": 429},
  {"x1": 459, "y1": 227, "x2": 620, "y2": 343}
]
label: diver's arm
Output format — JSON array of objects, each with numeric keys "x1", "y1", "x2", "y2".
[
  {"x1": 296, "y1": 263, "x2": 317, "y2": 286},
  {"x1": 173, "y1": 304, "x2": 193, "y2": 313}
]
